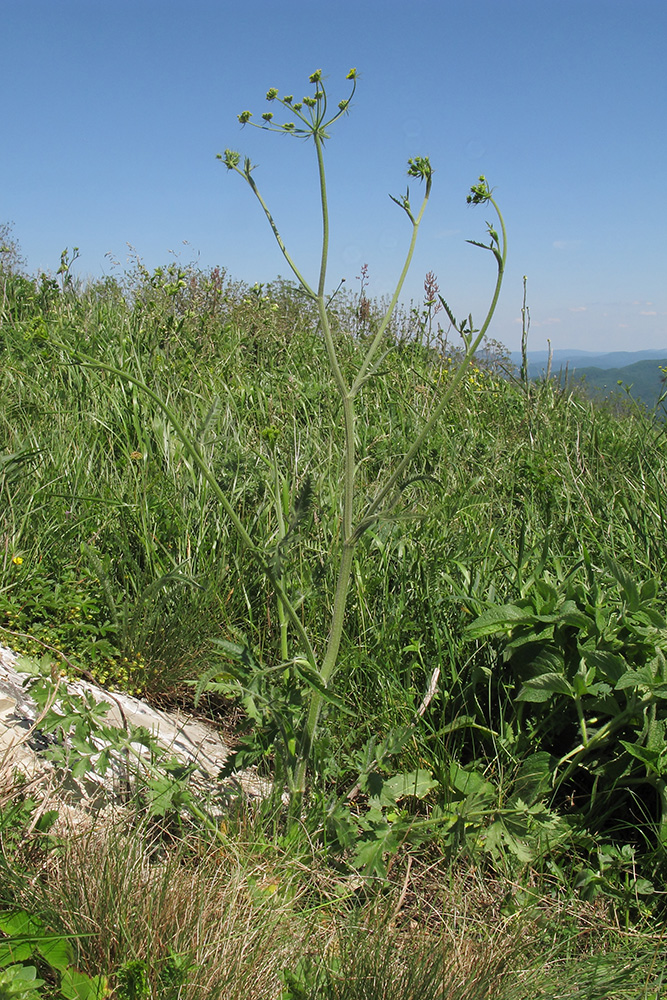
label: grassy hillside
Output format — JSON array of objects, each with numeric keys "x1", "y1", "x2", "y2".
[{"x1": 2, "y1": 257, "x2": 667, "y2": 994}]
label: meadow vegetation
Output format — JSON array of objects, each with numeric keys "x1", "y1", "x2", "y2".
[{"x1": 1, "y1": 72, "x2": 667, "y2": 997}]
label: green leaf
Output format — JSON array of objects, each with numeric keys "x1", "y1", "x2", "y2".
[
  {"x1": 0, "y1": 963, "x2": 45, "y2": 998},
  {"x1": 209, "y1": 638, "x2": 260, "y2": 669},
  {"x1": 509, "y1": 752, "x2": 554, "y2": 806},
  {"x1": 465, "y1": 604, "x2": 535, "y2": 639},
  {"x1": 637, "y1": 606, "x2": 667, "y2": 628},
  {"x1": 36, "y1": 933, "x2": 74, "y2": 973},
  {"x1": 615, "y1": 666, "x2": 665, "y2": 693},
  {"x1": 143, "y1": 775, "x2": 188, "y2": 818},
  {"x1": 382, "y1": 769, "x2": 437, "y2": 802},
  {"x1": 553, "y1": 602, "x2": 593, "y2": 630},
  {"x1": 580, "y1": 649, "x2": 626, "y2": 685},
  {"x1": 496, "y1": 824, "x2": 535, "y2": 864},
  {"x1": 646, "y1": 716, "x2": 667, "y2": 753},
  {"x1": 0, "y1": 913, "x2": 43, "y2": 940},
  {"x1": 71, "y1": 756, "x2": 93, "y2": 779},
  {"x1": 604, "y1": 556, "x2": 640, "y2": 611},
  {"x1": 352, "y1": 836, "x2": 390, "y2": 878},
  {"x1": 506, "y1": 643, "x2": 563, "y2": 672},
  {"x1": 351, "y1": 821, "x2": 402, "y2": 877},
  {"x1": 0, "y1": 940, "x2": 33, "y2": 966},
  {"x1": 33, "y1": 809, "x2": 59, "y2": 834},
  {"x1": 292, "y1": 661, "x2": 354, "y2": 715},
  {"x1": 573, "y1": 672, "x2": 596, "y2": 697},
  {"x1": 14, "y1": 654, "x2": 45, "y2": 677},
  {"x1": 619, "y1": 740, "x2": 665, "y2": 773},
  {"x1": 60, "y1": 967, "x2": 109, "y2": 999},
  {"x1": 640, "y1": 578, "x2": 660, "y2": 602},
  {"x1": 516, "y1": 672, "x2": 574, "y2": 703},
  {"x1": 448, "y1": 763, "x2": 493, "y2": 798}
]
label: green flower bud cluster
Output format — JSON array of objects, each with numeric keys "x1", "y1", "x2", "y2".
[
  {"x1": 217, "y1": 149, "x2": 241, "y2": 170},
  {"x1": 407, "y1": 156, "x2": 432, "y2": 182},
  {"x1": 261, "y1": 425, "x2": 280, "y2": 449},
  {"x1": 467, "y1": 175, "x2": 491, "y2": 205}
]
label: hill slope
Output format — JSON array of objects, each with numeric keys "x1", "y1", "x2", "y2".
[
  {"x1": 508, "y1": 349, "x2": 667, "y2": 408},
  {"x1": 567, "y1": 357, "x2": 667, "y2": 408}
]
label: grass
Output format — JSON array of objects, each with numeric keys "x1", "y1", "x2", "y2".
[
  {"x1": 2, "y1": 242, "x2": 667, "y2": 994},
  {"x1": 1, "y1": 802, "x2": 663, "y2": 999}
]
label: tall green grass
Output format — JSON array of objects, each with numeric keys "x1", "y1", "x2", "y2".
[
  {"x1": 3, "y1": 246, "x2": 667, "y2": 994},
  {"x1": 3, "y1": 256, "x2": 667, "y2": 845},
  {"x1": 0, "y1": 263, "x2": 665, "y2": 686}
]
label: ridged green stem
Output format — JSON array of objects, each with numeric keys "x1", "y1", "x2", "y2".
[
  {"x1": 293, "y1": 153, "x2": 435, "y2": 798},
  {"x1": 272, "y1": 457, "x2": 289, "y2": 662}
]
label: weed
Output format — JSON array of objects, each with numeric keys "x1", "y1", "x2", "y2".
[{"x1": 69, "y1": 70, "x2": 506, "y2": 840}]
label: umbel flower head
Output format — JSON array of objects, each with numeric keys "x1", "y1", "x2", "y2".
[{"x1": 228, "y1": 68, "x2": 358, "y2": 142}]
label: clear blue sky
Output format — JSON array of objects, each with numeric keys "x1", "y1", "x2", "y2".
[{"x1": 2, "y1": 0, "x2": 665, "y2": 352}]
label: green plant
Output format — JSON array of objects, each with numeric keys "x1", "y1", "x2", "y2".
[
  {"x1": 70, "y1": 69, "x2": 506, "y2": 834},
  {"x1": 465, "y1": 556, "x2": 667, "y2": 852},
  {"x1": 113, "y1": 954, "x2": 189, "y2": 1000},
  {"x1": 0, "y1": 909, "x2": 107, "y2": 999},
  {"x1": 113, "y1": 960, "x2": 148, "y2": 1000},
  {"x1": 0, "y1": 964, "x2": 44, "y2": 1000},
  {"x1": 8, "y1": 652, "x2": 223, "y2": 840}
]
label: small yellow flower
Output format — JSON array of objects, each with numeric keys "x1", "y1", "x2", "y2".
[
  {"x1": 129, "y1": 451, "x2": 143, "y2": 461},
  {"x1": 11, "y1": 555, "x2": 23, "y2": 566}
]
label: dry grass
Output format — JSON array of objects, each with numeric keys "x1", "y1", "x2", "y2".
[
  {"x1": 1, "y1": 799, "x2": 660, "y2": 999},
  {"x1": 10, "y1": 815, "x2": 309, "y2": 998}
]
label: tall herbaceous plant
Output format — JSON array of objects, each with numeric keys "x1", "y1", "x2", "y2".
[{"x1": 80, "y1": 70, "x2": 506, "y2": 817}]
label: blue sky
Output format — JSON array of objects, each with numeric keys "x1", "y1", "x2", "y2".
[{"x1": 2, "y1": 0, "x2": 666, "y2": 352}]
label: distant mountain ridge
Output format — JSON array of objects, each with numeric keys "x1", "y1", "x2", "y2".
[
  {"x1": 507, "y1": 349, "x2": 667, "y2": 409},
  {"x1": 509, "y1": 348, "x2": 667, "y2": 374}
]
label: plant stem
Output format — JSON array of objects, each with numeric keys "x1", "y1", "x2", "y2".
[
  {"x1": 358, "y1": 196, "x2": 506, "y2": 532},
  {"x1": 352, "y1": 185, "x2": 431, "y2": 396},
  {"x1": 241, "y1": 168, "x2": 317, "y2": 299},
  {"x1": 293, "y1": 154, "x2": 436, "y2": 797},
  {"x1": 272, "y1": 456, "x2": 289, "y2": 663}
]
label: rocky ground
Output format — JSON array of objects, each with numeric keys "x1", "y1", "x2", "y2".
[{"x1": 0, "y1": 644, "x2": 269, "y2": 825}]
